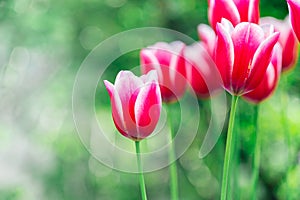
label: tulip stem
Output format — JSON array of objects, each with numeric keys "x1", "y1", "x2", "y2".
[
  {"x1": 167, "y1": 104, "x2": 179, "y2": 200},
  {"x1": 281, "y1": 76, "x2": 292, "y2": 200},
  {"x1": 251, "y1": 105, "x2": 261, "y2": 200},
  {"x1": 135, "y1": 141, "x2": 148, "y2": 200},
  {"x1": 221, "y1": 95, "x2": 239, "y2": 200}
]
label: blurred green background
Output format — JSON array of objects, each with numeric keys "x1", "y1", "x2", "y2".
[{"x1": 0, "y1": 0, "x2": 300, "y2": 199}]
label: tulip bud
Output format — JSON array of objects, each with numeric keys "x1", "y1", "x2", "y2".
[
  {"x1": 104, "y1": 70, "x2": 162, "y2": 141},
  {"x1": 140, "y1": 41, "x2": 186, "y2": 103}
]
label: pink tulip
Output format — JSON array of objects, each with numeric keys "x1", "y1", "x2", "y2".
[
  {"x1": 184, "y1": 42, "x2": 222, "y2": 98},
  {"x1": 260, "y1": 16, "x2": 298, "y2": 72},
  {"x1": 197, "y1": 24, "x2": 216, "y2": 57},
  {"x1": 287, "y1": 0, "x2": 300, "y2": 41},
  {"x1": 140, "y1": 41, "x2": 186, "y2": 103},
  {"x1": 214, "y1": 19, "x2": 280, "y2": 95},
  {"x1": 243, "y1": 44, "x2": 282, "y2": 103},
  {"x1": 104, "y1": 70, "x2": 162, "y2": 141},
  {"x1": 208, "y1": 0, "x2": 260, "y2": 30}
]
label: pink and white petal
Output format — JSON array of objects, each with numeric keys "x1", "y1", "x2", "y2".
[
  {"x1": 248, "y1": 0, "x2": 260, "y2": 23},
  {"x1": 281, "y1": 18, "x2": 298, "y2": 70},
  {"x1": 110, "y1": 86, "x2": 127, "y2": 137},
  {"x1": 169, "y1": 49, "x2": 186, "y2": 98},
  {"x1": 242, "y1": 63, "x2": 276, "y2": 103},
  {"x1": 233, "y1": 0, "x2": 250, "y2": 21},
  {"x1": 114, "y1": 71, "x2": 143, "y2": 135},
  {"x1": 208, "y1": 0, "x2": 240, "y2": 30},
  {"x1": 260, "y1": 24, "x2": 275, "y2": 38},
  {"x1": 245, "y1": 32, "x2": 280, "y2": 92},
  {"x1": 197, "y1": 24, "x2": 216, "y2": 56},
  {"x1": 233, "y1": 0, "x2": 259, "y2": 23},
  {"x1": 133, "y1": 82, "x2": 161, "y2": 139},
  {"x1": 104, "y1": 80, "x2": 114, "y2": 98},
  {"x1": 169, "y1": 41, "x2": 185, "y2": 52},
  {"x1": 271, "y1": 44, "x2": 283, "y2": 74},
  {"x1": 140, "y1": 49, "x2": 164, "y2": 83},
  {"x1": 215, "y1": 23, "x2": 235, "y2": 91},
  {"x1": 282, "y1": 29, "x2": 298, "y2": 70},
  {"x1": 287, "y1": 0, "x2": 300, "y2": 41},
  {"x1": 220, "y1": 18, "x2": 235, "y2": 34},
  {"x1": 243, "y1": 44, "x2": 282, "y2": 103},
  {"x1": 140, "y1": 70, "x2": 158, "y2": 84},
  {"x1": 249, "y1": 0, "x2": 259, "y2": 23},
  {"x1": 198, "y1": 24, "x2": 216, "y2": 42},
  {"x1": 231, "y1": 23, "x2": 264, "y2": 93},
  {"x1": 141, "y1": 49, "x2": 157, "y2": 73},
  {"x1": 115, "y1": 71, "x2": 143, "y2": 105}
]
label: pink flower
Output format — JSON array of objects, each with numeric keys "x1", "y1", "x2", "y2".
[
  {"x1": 287, "y1": 0, "x2": 300, "y2": 41},
  {"x1": 104, "y1": 70, "x2": 162, "y2": 141},
  {"x1": 243, "y1": 44, "x2": 282, "y2": 103},
  {"x1": 260, "y1": 16, "x2": 298, "y2": 72},
  {"x1": 140, "y1": 41, "x2": 186, "y2": 103},
  {"x1": 184, "y1": 42, "x2": 222, "y2": 98},
  {"x1": 214, "y1": 19, "x2": 280, "y2": 95},
  {"x1": 208, "y1": 0, "x2": 260, "y2": 30}
]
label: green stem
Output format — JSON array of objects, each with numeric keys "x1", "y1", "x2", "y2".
[
  {"x1": 251, "y1": 105, "x2": 261, "y2": 200},
  {"x1": 280, "y1": 76, "x2": 292, "y2": 200},
  {"x1": 167, "y1": 104, "x2": 179, "y2": 200},
  {"x1": 135, "y1": 141, "x2": 147, "y2": 200},
  {"x1": 230, "y1": 104, "x2": 240, "y2": 200},
  {"x1": 221, "y1": 95, "x2": 239, "y2": 200}
]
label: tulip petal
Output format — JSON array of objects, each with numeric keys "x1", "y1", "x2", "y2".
[
  {"x1": 245, "y1": 32, "x2": 280, "y2": 92},
  {"x1": 140, "y1": 49, "x2": 163, "y2": 79},
  {"x1": 184, "y1": 42, "x2": 222, "y2": 98},
  {"x1": 103, "y1": 80, "x2": 114, "y2": 98},
  {"x1": 220, "y1": 18, "x2": 235, "y2": 34},
  {"x1": 208, "y1": 0, "x2": 240, "y2": 30},
  {"x1": 287, "y1": 0, "x2": 300, "y2": 41},
  {"x1": 261, "y1": 16, "x2": 298, "y2": 71},
  {"x1": 104, "y1": 80, "x2": 128, "y2": 137},
  {"x1": 114, "y1": 71, "x2": 143, "y2": 135},
  {"x1": 243, "y1": 44, "x2": 282, "y2": 103},
  {"x1": 248, "y1": 0, "x2": 259, "y2": 23},
  {"x1": 168, "y1": 41, "x2": 186, "y2": 87},
  {"x1": 140, "y1": 70, "x2": 158, "y2": 83},
  {"x1": 140, "y1": 42, "x2": 186, "y2": 102},
  {"x1": 281, "y1": 16, "x2": 298, "y2": 71},
  {"x1": 233, "y1": 0, "x2": 259, "y2": 23},
  {"x1": 282, "y1": 28, "x2": 298, "y2": 70},
  {"x1": 132, "y1": 82, "x2": 161, "y2": 139},
  {"x1": 197, "y1": 24, "x2": 216, "y2": 56},
  {"x1": 215, "y1": 22, "x2": 235, "y2": 92}
]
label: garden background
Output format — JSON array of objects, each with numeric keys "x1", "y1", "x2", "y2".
[{"x1": 0, "y1": 0, "x2": 300, "y2": 199}]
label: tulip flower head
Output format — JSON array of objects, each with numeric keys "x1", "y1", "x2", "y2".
[
  {"x1": 214, "y1": 18, "x2": 280, "y2": 96},
  {"x1": 208, "y1": 0, "x2": 260, "y2": 30},
  {"x1": 243, "y1": 44, "x2": 282, "y2": 103},
  {"x1": 184, "y1": 42, "x2": 222, "y2": 98},
  {"x1": 287, "y1": 0, "x2": 300, "y2": 41},
  {"x1": 104, "y1": 70, "x2": 162, "y2": 141},
  {"x1": 140, "y1": 41, "x2": 186, "y2": 103},
  {"x1": 260, "y1": 16, "x2": 298, "y2": 72}
]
